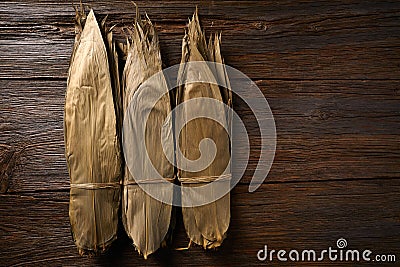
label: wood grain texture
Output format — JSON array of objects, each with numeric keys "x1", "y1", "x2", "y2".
[
  {"x1": 1, "y1": 181, "x2": 399, "y2": 266},
  {"x1": 0, "y1": 79, "x2": 399, "y2": 193},
  {"x1": 0, "y1": 0, "x2": 399, "y2": 266},
  {"x1": 0, "y1": 1, "x2": 399, "y2": 79}
]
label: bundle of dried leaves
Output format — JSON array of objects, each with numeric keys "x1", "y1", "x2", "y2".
[
  {"x1": 121, "y1": 6, "x2": 174, "y2": 259},
  {"x1": 65, "y1": 6, "x2": 122, "y2": 255},
  {"x1": 65, "y1": 3, "x2": 231, "y2": 257},
  {"x1": 176, "y1": 9, "x2": 232, "y2": 249}
]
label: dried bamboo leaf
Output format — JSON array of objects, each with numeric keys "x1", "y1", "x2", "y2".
[
  {"x1": 122, "y1": 6, "x2": 174, "y2": 259},
  {"x1": 177, "y1": 9, "x2": 232, "y2": 249},
  {"x1": 65, "y1": 8, "x2": 122, "y2": 255}
]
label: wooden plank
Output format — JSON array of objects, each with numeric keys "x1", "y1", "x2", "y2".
[
  {"x1": 1, "y1": 180, "x2": 399, "y2": 266},
  {"x1": 0, "y1": 1, "x2": 399, "y2": 79},
  {"x1": 0, "y1": 1, "x2": 399, "y2": 266},
  {"x1": 0, "y1": 79, "x2": 399, "y2": 192}
]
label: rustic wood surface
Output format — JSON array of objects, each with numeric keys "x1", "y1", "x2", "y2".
[{"x1": 0, "y1": 1, "x2": 399, "y2": 266}]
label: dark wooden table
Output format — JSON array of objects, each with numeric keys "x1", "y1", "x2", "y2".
[{"x1": 1, "y1": 1, "x2": 399, "y2": 266}]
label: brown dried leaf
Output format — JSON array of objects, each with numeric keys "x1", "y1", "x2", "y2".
[
  {"x1": 121, "y1": 5, "x2": 174, "y2": 259},
  {"x1": 65, "y1": 8, "x2": 122, "y2": 255},
  {"x1": 176, "y1": 9, "x2": 232, "y2": 249}
]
